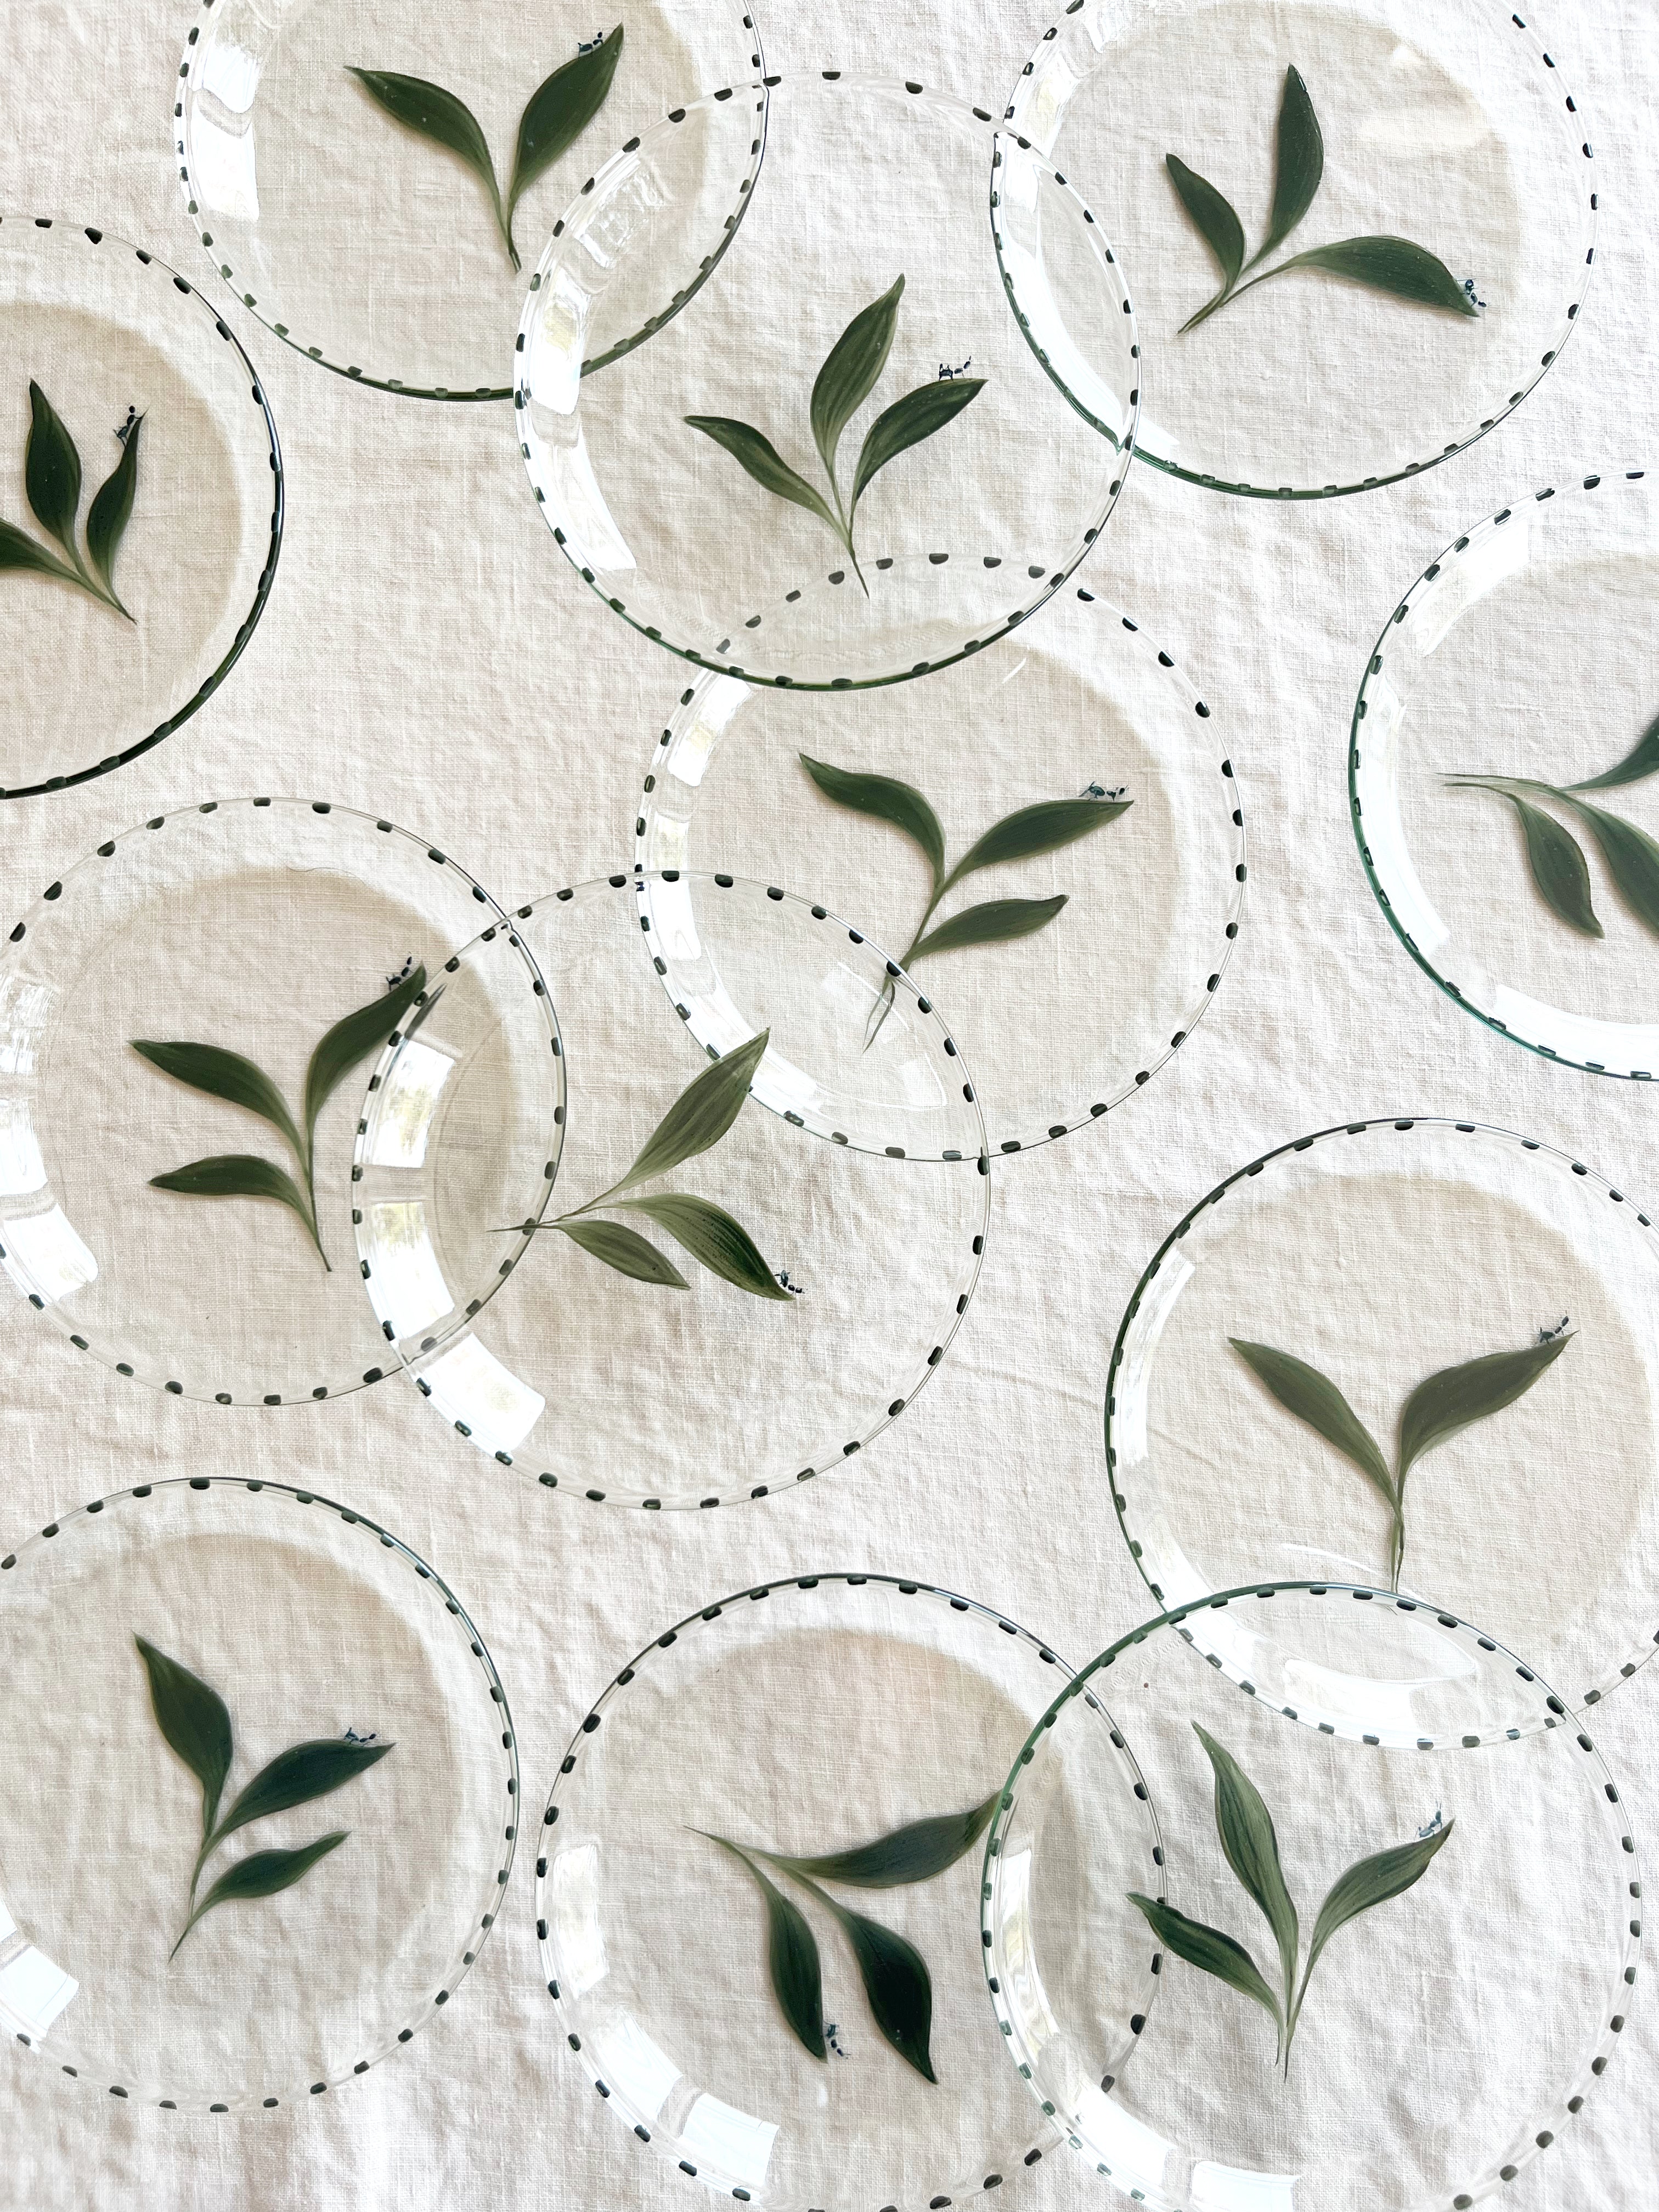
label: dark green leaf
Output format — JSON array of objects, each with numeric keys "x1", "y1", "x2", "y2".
[
  {"x1": 1165, "y1": 153, "x2": 1245, "y2": 293},
  {"x1": 208, "y1": 1738, "x2": 393, "y2": 1852},
  {"x1": 799, "y1": 754, "x2": 945, "y2": 888},
  {"x1": 1568, "y1": 713, "x2": 1659, "y2": 792},
  {"x1": 684, "y1": 417, "x2": 841, "y2": 537},
  {"x1": 617, "y1": 1193, "x2": 793, "y2": 1300},
  {"x1": 943, "y1": 796, "x2": 1131, "y2": 894},
  {"x1": 1397, "y1": 1332, "x2": 1573, "y2": 1493},
  {"x1": 1300, "y1": 1818, "x2": 1454, "y2": 1991},
  {"x1": 85, "y1": 414, "x2": 142, "y2": 610},
  {"x1": 1126, "y1": 1892, "x2": 1283, "y2": 2044},
  {"x1": 606, "y1": 1027, "x2": 770, "y2": 1197},
  {"x1": 804, "y1": 1877, "x2": 936, "y2": 2081},
  {"x1": 556, "y1": 1216, "x2": 689, "y2": 1286},
  {"x1": 347, "y1": 70, "x2": 509, "y2": 258},
  {"x1": 1272, "y1": 236, "x2": 1479, "y2": 316},
  {"x1": 849, "y1": 379, "x2": 985, "y2": 518},
  {"x1": 701, "y1": 1836, "x2": 826, "y2": 2060},
  {"x1": 131, "y1": 1039, "x2": 304, "y2": 1163},
  {"x1": 25, "y1": 381, "x2": 82, "y2": 562},
  {"x1": 0, "y1": 517, "x2": 82, "y2": 590},
  {"x1": 1192, "y1": 1726, "x2": 1298, "y2": 2018},
  {"x1": 1229, "y1": 1339, "x2": 1395, "y2": 1512},
  {"x1": 810, "y1": 276, "x2": 904, "y2": 492},
  {"x1": 911, "y1": 895, "x2": 1068, "y2": 962},
  {"x1": 768, "y1": 1792, "x2": 998, "y2": 1888},
  {"x1": 506, "y1": 29, "x2": 625, "y2": 261},
  {"x1": 134, "y1": 1635, "x2": 234, "y2": 1844},
  {"x1": 303, "y1": 965, "x2": 427, "y2": 1162},
  {"x1": 1559, "y1": 797, "x2": 1659, "y2": 937},
  {"x1": 1503, "y1": 793, "x2": 1602, "y2": 937},
  {"x1": 148, "y1": 1155, "x2": 322, "y2": 1259},
  {"x1": 173, "y1": 1832, "x2": 349, "y2": 1956},
  {"x1": 1256, "y1": 66, "x2": 1324, "y2": 263}
]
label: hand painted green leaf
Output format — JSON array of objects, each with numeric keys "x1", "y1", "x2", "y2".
[
  {"x1": 148, "y1": 1154, "x2": 324, "y2": 1260},
  {"x1": 1558, "y1": 797, "x2": 1659, "y2": 936},
  {"x1": 347, "y1": 69, "x2": 510, "y2": 261},
  {"x1": 131, "y1": 1039, "x2": 305, "y2": 1163},
  {"x1": 85, "y1": 414, "x2": 142, "y2": 612},
  {"x1": 172, "y1": 1831, "x2": 349, "y2": 1956},
  {"x1": 684, "y1": 417, "x2": 842, "y2": 537},
  {"x1": 0, "y1": 517, "x2": 82, "y2": 589},
  {"x1": 617, "y1": 1193, "x2": 793, "y2": 1300},
  {"x1": 1192, "y1": 1726, "x2": 1299, "y2": 2019},
  {"x1": 810, "y1": 276, "x2": 904, "y2": 493},
  {"x1": 1126, "y1": 1892, "x2": 1284, "y2": 2045},
  {"x1": 134, "y1": 1635, "x2": 234, "y2": 1844},
  {"x1": 767, "y1": 1792, "x2": 998, "y2": 1888},
  {"x1": 799, "y1": 754, "x2": 945, "y2": 888},
  {"x1": 1396, "y1": 1331, "x2": 1573, "y2": 1493},
  {"x1": 701, "y1": 1835, "x2": 826, "y2": 2060},
  {"x1": 607, "y1": 1027, "x2": 770, "y2": 1197},
  {"x1": 1165, "y1": 153, "x2": 1245, "y2": 294},
  {"x1": 800, "y1": 1875, "x2": 936, "y2": 2081},
  {"x1": 303, "y1": 965, "x2": 427, "y2": 1161},
  {"x1": 25, "y1": 381, "x2": 83, "y2": 562},
  {"x1": 1255, "y1": 66, "x2": 1324, "y2": 264},
  {"x1": 1568, "y1": 713, "x2": 1659, "y2": 792},
  {"x1": 1228, "y1": 1339, "x2": 1395, "y2": 1512},
  {"x1": 506, "y1": 29, "x2": 625, "y2": 262},
  {"x1": 943, "y1": 795, "x2": 1131, "y2": 894},
  {"x1": 556, "y1": 1216, "x2": 689, "y2": 1286},
  {"x1": 1272, "y1": 236, "x2": 1479, "y2": 315},
  {"x1": 910, "y1": 895, "x2": 1068, "y2": 962},
  {"x1": 1299, "y1": 1818, "x2": 1454, "y2": 1995},
  {"x1": 849, "y1": 378, "x2": 985, "y2": 518},
  {"x1": 1502, "y1": 793, "x2": 1602, "y2": 937},
  {"x1": 208, "y1": 1739, "x2": 393, "y2": 1852}
]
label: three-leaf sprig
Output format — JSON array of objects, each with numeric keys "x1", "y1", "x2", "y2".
[
  {"x1": 132, "y1": 967, "x2": 428, "y2": 1271},
  {"x1": 686, "y1": 276, "x2": 985, "y2": 595},
  {"x1": 1445, "y1": 714, "x2": 1659, "y2": 943},
  {"x1": 1128, "y1": 1725, "x2": 1453, "y2": 2073},
  {"x1": 1, "y1": 382, "x2": 143, "y2": 617},
  {"x1": 349, "y1": 30, "x2": 623, "y2": 274},
  {"x1": 135, "y1": 1635, "x2": 392, "y2": 1959},
  {"x1": 698, "y1": 1793, "x2": 998, "y2": 2081},
  {"x1": 1231, "y1": 1325, "x2": 1573, "y2": 1590},
  {"x1": 1167, "y1": 67, "x2": 1478, "y2": 333},
  {"x1": 511, "y1": 1027, "x2": 794, "y2": 1298}
]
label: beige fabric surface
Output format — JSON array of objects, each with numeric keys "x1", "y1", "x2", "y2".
[{"x1": 1, "y1": 0, "x2": 1658, "y2": 2206}]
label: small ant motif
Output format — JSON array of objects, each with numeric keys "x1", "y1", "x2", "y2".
[
  {"x1": 1463, "y1": 277, "x2": 1487, "y2": 310},
  {"x1": 115, "y1": 405, "x2": 139, "y2": 448},
  {"x1": 1417, "y1": 1807, "x2": 1443, "y2": 1839},
  {"x1": 826, "y1": 2022, "x2": 849, "y2": 2057},
  {"x1": 776, "y1": 1269, "x2": 805, "y2": 1296},
  {"x1": 343, "y1": 1728, "x2": 379, "y2": 1745},
  {"x1": 937, "y1": 356, "x2": 972, "y2": 382},
  {"x1": 1538, "y1": 1314, "x2": 1571, "y2": 1344},
  {"x1": 386, "y1": 953, "x2": 415, "y2": 992},
  {"x1": 1082, "y1": 781, "x2": 1127, "y2": 803},
  {"x1": 578, "y1": 30, "x2": 607, "y2": 50}
]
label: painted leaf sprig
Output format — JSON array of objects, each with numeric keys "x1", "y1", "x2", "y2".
[
  {"x1": 134, "y1": 1635, "x2": 391, "y2": 1959},
  {"x1": 349, "y1": 30, "x2": 623, "y2": 273},
  {"x1": 1445, "y1": 713, "x2": 1659, "y2": 943},
  {"x1": 512, "y1": 1026, "x2": 795, "y2": 1298},
  {"x1": 686, "y1": 277, "x2": 985, "y2": 594},
  {"x1": 1167, "y1": 67, "x2": 1479, "y2": 332},
  {"x1": 1127, "y1": 1725, "x2": 1453, "y2": 2071},
  {"x1": 1229, "y1": 1323, "x2": 1573, "y2": 1589},
  {"x1": 1, "y1": 383, "x2": 143, "y2": 618},
  {"x1": 132, "y1": 966, "x2": 427, "y2": 1270},
  {"x1": 697, "y1": 1791, "x2": 998, "y2": 2079}
]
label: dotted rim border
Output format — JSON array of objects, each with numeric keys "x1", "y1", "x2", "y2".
[
  {"x1": 0, "y1": 1474, "x2": 519, "y2": 2114},
  {"x1": 0, "y1": 795, "x2": 518, "y2": 1407},
  {"x1": 394, "y1": 870, "x2": 992, "y2": 1510},
  {"x1": 1006, "y1": 1, "x2": 1597, "y2": 501},
  {"x1": 635, "y1": 581, "x2": 1246, "y2": 1154},
  {"x1": 173, "y1": 1, "x2": 769, "y2": 400},
  {"x1": 983, "y1": 1582, "x2": 1643, "y2": 2212},
  {"x1": 539, "y1": 1571, "x2": 1073, "y2": 2208},
  {"x1": 515, "y1": 72, "x2": 1142, "y2": 693},
  {"x1": 1103, "y1": 1114, "x2": 1659, "y2": 1717},
  {"x1": 1351, "y1": 469, "x2": 1657, "y2": 1076},
  {"x1": 0, "y1": 215, "x2": 284, "y2": 800}
]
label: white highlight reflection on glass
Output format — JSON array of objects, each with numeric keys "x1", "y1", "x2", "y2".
[
  {"x1": 0, "y1": 1900, "x2": 77, "y2": 2042},
  {"x1": 0, "y1": 1102, "x2": 46, "y2": 1197},
  {"x1": 600, "y1": 2010, "x2": 681, "y2": 2123},
  {"x1": 548, "y1": 1841, "x2": 608, "y2": 1999},
  {"x1": 2, "y1": 1206, "x2": 97, "y2": 1303},
  {"x1": 680, "y1": 2091, "x2": 778, "y2": 2190},
  {"x1": 1192, "y1": 2157, "x2": 1300, "y2": 2210},
  {"x1": 366, "y1": 1039, "x2": 455, "y2": 1169},
  {"x1": 364, "y1": 1201, "x2": 454, "y2": 1341},
  {"x1": 420, "y1": 1333, "x2": 545, "y2": 1455}
]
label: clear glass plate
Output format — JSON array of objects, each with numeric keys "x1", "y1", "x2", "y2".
[
  {"x1": 636, "y1": 576, "x2": 1245, "y2": 1153},
  {"x1": 357, "y1": 873, "x2": 989, "y2": 1508},
  {"x1": 0, "y1": 1476, "x2": 516, "y2": 2113},
  {"x1": 517, "y1": 74, "x2": 1141, "y2": 687},
  {"x1": 1352, "y1": 470, "x2": 1659, "y2": 1074},
  {"x1": 176, "y1": 0, "x2": 765, "y2": 398},
  {"x1": 983, "y1": 1584, "x2": 1640, "y2": 2212},
  {"x1": 1107, "y1": 1116, "x2": 1659, "y2": 1719},
  {"x1": 0, "y1": 217, "x2": 281, "y2": 798},
  {"x1": 1007, "y1": 0, "x2": 1595, "y2": 498},
  {"x1": 0, "y1": 795, "x2": 549, "y2": 1404},
  {"x1": 539, "y1": 1571, "x2": 1077, "y2": 2210}
]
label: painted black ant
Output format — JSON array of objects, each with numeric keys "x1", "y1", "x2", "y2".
[
  {"x1": 1463, "y1": 277, "x2": 1487, "y2": 309},
  {"x1": 937, "y1": 356, "x2": 972, "y2": 381},
  {"x1": 343, "y1": 1728, "x2": 379, "y2": 1744},
  {"x1": 1082, "y1": 781, "x2": 1127, "y2": 802},
  {"x1": 386, "y1": 954, "x2": 415, "y2": 991},
  {"x1": 1538, "y1": 1314, "x2": 1571, "y2": 1344}
]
